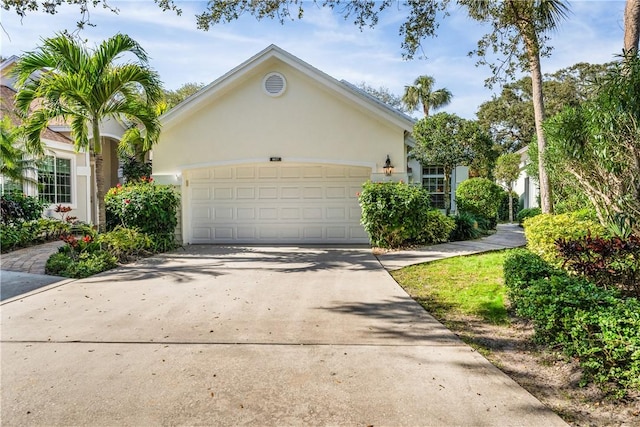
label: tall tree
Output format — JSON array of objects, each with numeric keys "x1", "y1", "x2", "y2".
[
  {"x1": 625, "y1": 0, "x2": 640, "y2": 54},
  {"x1": 494, "y1": 153, "x2": 521, "y2": 222},
  {"x1": 12, "y1": 33, "x2": 163, "y2": 231},
  {"x1": 412, "y1": 112, "x2": 490, "y2": 215},
  {"x1": 355, "y1": 82, "x2": 407, "y2": 112},
  {"x1": 544, "y1": 55, "x2": 640, "y2": 236},
  {"x1": 0, "y1": 117, "x2": 37, "y2": 186},
  {"x1": 477, "y1": 62, "x2": 612, "y2": 153},
  {"x1": 163, "y1": 82, "x2": 205, "y2": 110},
  {"x1": 460, "y1": 0, "x2": 570, "y2": 215},
  {"x1": 402, "y1": 75, "x2": 452, "y2": 117}
]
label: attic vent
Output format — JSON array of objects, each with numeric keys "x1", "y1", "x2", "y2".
[{"x1": 263, "y1": 72, "x2": 286, "y2": 97}]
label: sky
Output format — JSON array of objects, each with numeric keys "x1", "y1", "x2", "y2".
[{"x1": 0, "y1": 0, "x2": 628, "y2": 119}]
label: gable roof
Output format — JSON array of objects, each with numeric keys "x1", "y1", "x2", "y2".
[
  {"x1": 0, "y1": 84, "x2": 73, "y2": 145},
  {"x1": 161, "y1": 44, "x2": 416, "y2": 132}
]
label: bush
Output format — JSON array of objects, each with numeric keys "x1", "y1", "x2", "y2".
[
  {"x1": 556, "y1": 234, "x2": 640, "y2": 297},
  {"x1": 419, "y1": 210, "x2": 455, "y2": 245},
  {"x1": 523, "y1": 211, "x2": 606, "y2": 266},
  {"x1": 359, "y1": 181, "x2": 450, "y2": 248},
  {"x1": 450, "y1": 211, "x2": 481, "y2": 241},
  {"x1": 516, "y1": 207, "x2": 541, "y2": 225},
  {"x1": 46, "y1": 250, "x2": 117, "y2": 278},
  {"x1": 0, "y1": 191, "x2": 46, "y2": 224},
  {"x1": 503, "y1": 247, "x2": 640, "y2": 397},
  {"x1": 569, "y1": 298, "x2": 640, "y2": 396},
  {"x1": 498, "y1": 190, "x2": 519, "y2": 222},
  {"x1": 455, "y1": 178, "x2": 503, "y2": 229},
  {"x1": 98, "y1": 226, "x2": 153, "y2": 263},
  {"x1": 105, "y1": 179, "x2": 180, "y2": 244},
  {"x1": 503, "y1": 248, "x2": 559, "y2": 311}
]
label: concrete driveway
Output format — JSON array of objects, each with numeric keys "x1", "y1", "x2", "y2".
[{"x1": 1, "y1": 245, "x2": 566, "y2": 426}]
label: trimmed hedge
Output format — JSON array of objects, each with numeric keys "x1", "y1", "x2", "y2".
[
  {"x1": 358, "y1": 181, "x2": 454, "y2": 248},
  {"x1": 503, "y1": 249, "x2": 640, "y2": 397},
  {"x1": 523, "y1": 210, "x2": 606, "y2": 266},
  {"x1": 455, "y1": 178, "x2": 503, "y2": 229}
]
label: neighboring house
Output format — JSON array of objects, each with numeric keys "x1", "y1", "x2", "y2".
[
  {"x1": 514, "y1": 145, "x2": 540, "y2": 210},
  {"x1": 153, "y1": 45, "x2": 467, "y2": 244},
  {"x1": 0, "y1": 56, "x2": 126, "y2": 224}
]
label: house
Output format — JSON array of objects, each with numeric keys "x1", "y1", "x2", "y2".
[
  {"x1": 152, "y1": 45, "x2": 467, "y2": 244},
  {"x1": 513, "y1": 145, "x2": 540, "y2": 210},
  {"x1": 0, "y1": 56, "x2": 126, "y2": 224}
]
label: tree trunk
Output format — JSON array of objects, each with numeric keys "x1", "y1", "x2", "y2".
[
  {"x1": 94, "y1": 151, "x2": 106, "y2": 233},
  {"x1": 423, "y1": 102, "x2": 430, "y2": 117},
  {"x1": 526, "y1": 37, "x2": 553, "y2": 214},
  {"x1": 624, "y1": 0, "x2": 640, "y2": 54},
  {"x1": 92, "y1": 120, "x2": 106, "y2": 232},
  {"x1": 444, "y1": 166, "x2": 451, "y2": 216}
]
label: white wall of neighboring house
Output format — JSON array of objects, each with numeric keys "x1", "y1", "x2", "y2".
[{"x1": 514, "y1": 146, "x2": 540, "y2": 210}]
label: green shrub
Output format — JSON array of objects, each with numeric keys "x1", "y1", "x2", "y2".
[
  {"x1": 518, "y1": 274, "x2": 619, "y2": 345},
  {"x1": 98, "y1": 226, "x2": 153, "y2": 263},
  {"x1": 498, "y1": 190, "x2": 519, "y2": 222},
  {"x1": 516, "y1": 207, "x2": 541, "y2": 225},
  {"x1": 419, "y1": 210, "x2": 455, "y2": 245},
  {"x1": 503, "y1": 248, "x2": 559, "y2": 311},
  {"x1": 569, "y1": 298, "x2": 640, "y2": 396},
  {"x1": 0, "y1": 191, "x2": 46, "y2": 224},
  {"x1": 359, "y1": 181, "x2": 449, "y2": 248},
  {"x1": 450, "y1": 211, "x2": 481, "y2": 241},
  {"x1": 46, "y1": 250, "x2": 117, "y2": 278},
  {"x1": 105, "y1": 179, "x2": 180, "y2": 243},
  {"x1": 523, "y1": 211, "x2": 606, "y2": 266},
  {"x1": 455, "y1": 178, "x2": 503, "y2": 229}
]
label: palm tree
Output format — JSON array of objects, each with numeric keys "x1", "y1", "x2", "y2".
[
  {"x1": 0, "y1": 117, "x2": 37, "y2": 187},
  {"x1": 402, "y1": 75, "x2": 452, "y2": 117},
  {"x1": 12, "y1": 33, "x2": 163, "y2": 231},
  {"x1": 460, "y1": 0, "x2": 569, "y2": 215},
  {"x1": 625, "y1": 0, "x2": 640, "y2": 54}
]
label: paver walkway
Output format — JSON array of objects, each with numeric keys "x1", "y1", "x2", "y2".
[{"x1": 1, "y1": 240, "x2": 65, "y2": 274}]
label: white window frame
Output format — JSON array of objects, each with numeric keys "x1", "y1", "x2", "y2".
[
  {"x1": 422, "y1": 165, "x2": 447, "y2": 210},
  {"x1": 37, "y1": 154, "x2": 76, "y2": 208}
]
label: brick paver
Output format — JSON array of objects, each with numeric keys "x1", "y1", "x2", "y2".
[{"x1": 1, "y1": 241, "x2": 65, "y2": 274}]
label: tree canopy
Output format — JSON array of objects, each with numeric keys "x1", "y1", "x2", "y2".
[
  {"x1": 412, "y1": 112, "x2": 492, "y2": 214},
  {"x1": 402, "y1": 75, "x2": 452, "y2": 117},
  {"x1": 12, "y1": 33, "x2": 163, "y2": 230},
  {"x1": 476, "y1": 62, "x2": 612, "y2": 153},
  {"x1": 163, "y1": 82, "x2": 206, "y2": 110}
]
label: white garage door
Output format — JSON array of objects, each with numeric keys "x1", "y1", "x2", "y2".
[{"x1": 187, "y1": 163, "x2": 370, "y2": 244}]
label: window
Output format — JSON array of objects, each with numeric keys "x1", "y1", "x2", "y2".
[
  {"x1": 0, "y1": 176, "x2": 22, "y2": 195},
  {"x1": 422, "y1": 165, "x2": 447, "y2": 210},
  {"x1": 38, "y1": 156, "x2": 72, "y2": 204}
]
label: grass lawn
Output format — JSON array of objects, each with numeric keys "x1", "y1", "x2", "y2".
[{"x1": 391, "y1": 250, "x2": 511, "y2": 325}]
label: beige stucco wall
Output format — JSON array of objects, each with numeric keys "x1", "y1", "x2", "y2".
[{"x1": 154, "y1": 58, "x2": 406, "y2": 177}]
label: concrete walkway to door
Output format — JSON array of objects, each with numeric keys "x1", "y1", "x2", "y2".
[{"x1": 1, "y1": 235, "x2": 565, "y2": 426}]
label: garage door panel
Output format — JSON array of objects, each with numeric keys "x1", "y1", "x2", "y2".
[{"x1": 189, "y1": 163, "x2": 369, "y2": 243}]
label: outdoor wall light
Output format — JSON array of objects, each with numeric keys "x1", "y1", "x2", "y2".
[{"x1": 383, "y1": 155, "x2": 394, "y2": 176}]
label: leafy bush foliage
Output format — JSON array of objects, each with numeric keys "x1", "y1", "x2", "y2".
[
  {"x1": 0, "y1": 191, "x2": 46, "y2": 224},
  {"x1": 503, "y1": 249, "x2": 560, "y2": 311},
  {"x1": 503, "y1": 249, "x2": 639, "y2": 397},
  {"x1": 46, "y1": 250, "x2": 117, "y2": 278},
  {"x1": 450, "y1": 211, "x2": 481, "y2": 241},
  {"x1": 1, "y1": 218, "x2": 71, "y2": 252},
  {"x1": 523, "y1": 211, "x2": 606, "y2": 266},
  {"x1": 121, "y1": 155, "x2": 152, "y2": 183},
  {"x1": 556, "y1": 234, "x2": 640, "y2": 297},
  {"x1": 455, "y1": 178, "x2": 503, "y2": 229},
  {"x1": 97, "y1": 226, "x2": 153, "y2": 263},
  {"x1": 358, "y1": 181, "x2": 453, "y2": 248},
  {"x1": 105, "y1": 179, "x2": 179, "y2": 248},
  {"x1": 516, "y1": 207, "x2": 541, "y2": 225}
]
